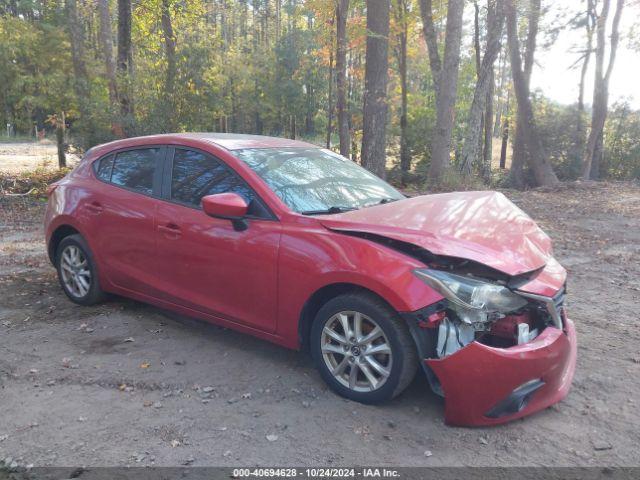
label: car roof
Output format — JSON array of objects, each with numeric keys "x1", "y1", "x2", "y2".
[{"x1": 88, "y1": 133, "x2": 318, "y2": 156}]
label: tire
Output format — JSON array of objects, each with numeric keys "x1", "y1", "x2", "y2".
[
  {"x1": 311, "y1": 292, "x2": 418, "y2": 404},
  {"x1": 55, "y1": 234, "x2": 106, "y2": 306}
]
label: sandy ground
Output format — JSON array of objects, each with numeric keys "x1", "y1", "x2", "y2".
[
  {"x1": 0, "y1": 159, "x2": 639, "y2": 466},
  {"x1": 0, "y1": 142, "x2": 79, "y2": 174}
]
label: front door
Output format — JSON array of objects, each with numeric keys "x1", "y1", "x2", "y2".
[{"x1": 154, "y1": 147, "x2": 281, "y2": 333}]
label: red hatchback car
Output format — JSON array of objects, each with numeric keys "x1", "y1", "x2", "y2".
[{"x1": 44, "y1": 133, "x2": 577, "y2": 426}]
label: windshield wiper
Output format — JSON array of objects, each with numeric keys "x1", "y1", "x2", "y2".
[{"x1": 300, "y1": 206, "x2": 358, "y2": 215}]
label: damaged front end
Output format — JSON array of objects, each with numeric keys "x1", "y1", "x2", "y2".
[{"x1": 404, "y1": 268, "x2": 577, "y2": 427}]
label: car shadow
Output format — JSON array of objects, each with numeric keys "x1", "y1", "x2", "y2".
[{"x1": 124, "y1": 297, "x2": 445, "y2": 412}]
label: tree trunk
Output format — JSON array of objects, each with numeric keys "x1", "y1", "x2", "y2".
[
  {"x1": 66, "y1": 0, "x2": 90, "y2": 128},
  {"x1": 254, "y1": 77, "x2": 263, "y2": 134},
  {"x1": 394, "y1": 0, "x2": 410, "y2": 184},
  {"x1": 161, "y1": 0, "x2": 177, "y2": 132},
  {"x1": 289, "y1": 115, "x2": 297, "y2": 139},
  {"x1": 505, "y1": 0, "x2": 558, "y2": 187},
  {"x1": 305, "y1": 81, "x2": 315, "y2": 135},
  {"x1": 493, "y1": 49, "x2": 507, "y2": 137},
  {"x1": 473, "y1": 1, "x2": 482, "y2": 75},
  {"x1": 56, "y1": 114, "x2": 66, "y2": 169},
  {"x1": 418, "y1": 0, "x2": 442, "y2": 93},
  {"x1": 425, "y1": 0, "x2": 465, "y2": 182},
  {"x1": 509, "y1": 0, "x2": 540, "y2": 188},
  {"x1": 582, "y1": 0, "x2": 624, "y2": 180},
  {"x1": 361, "y1": 0, "x2": 391, "y2": 179},
  {"x1": 483, "y1": 68, "x2": 495, "y2": 179},
  {"x1": 591, "y1": 133, "x2": 603, "y2": 179},
  {"x1": 571, "y1": 0, "x2": 595, "y2": 177},
  {"x1": 336, "y1": 0, "x2": 350, "y2": 157},
  {"x1": 499, "y1": 112, "x2": 509, "y2": 169},
  {"x1": 460, "y1": 0, "x2": 504, "y2": 176},
  {"x1": 305, "y1": 12, "x2": 315, "y2": 136},
  {"x1": 326, "y1": 48, "x2": 334, "y2": 149},
  {"x1": 117, "y1": 0, "x2": 134, "y2": 134},
  {"x1": 97, "y1": 0, "x2": 122, "y2": 137}
]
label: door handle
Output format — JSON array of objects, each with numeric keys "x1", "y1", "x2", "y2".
[
  {"x1": 86, "y1": 202, "x2": 103, "y2": 214},
  {"x1": 158, "y1": 223, "x2": 182, "y2": 238}
]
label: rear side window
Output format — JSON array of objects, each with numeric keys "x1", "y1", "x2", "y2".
[
  {"x1": 95, "y1": 154, "x2": 114, "y2": 181},
  {"x1": 171, "y1": 149, "x2": 255, "y2": 207},
  {"x1": 110, "y1": 148, "x2": 161, "y2": 195}
]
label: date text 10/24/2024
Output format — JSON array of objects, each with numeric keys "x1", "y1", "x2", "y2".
[{"x1": 232, "y1": 468, "x2": 401, "y2": 478}]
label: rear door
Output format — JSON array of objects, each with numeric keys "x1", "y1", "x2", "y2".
[
  {"x1": 154, "y1": 147, "x2": 281, "y2": 333},
  {"x1": 89, "y1": 147, "x2": 166, "y2": 297}
]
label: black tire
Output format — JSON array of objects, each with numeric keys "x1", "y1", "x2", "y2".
[
  {"x1": 55, "y1": 234, "x2": 106, "y2": 306},
  {"x1": 311, "y1": 292, "x2": 418, "y2": 404}
]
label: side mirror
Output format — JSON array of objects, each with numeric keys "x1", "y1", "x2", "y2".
[{"x1": 201, "y1": 193, "x2": 249, "y2": 231}]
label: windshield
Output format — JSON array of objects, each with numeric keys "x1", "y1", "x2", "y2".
[{"x1": 233, "y1": 147, "x2": 404, "y2": 214}]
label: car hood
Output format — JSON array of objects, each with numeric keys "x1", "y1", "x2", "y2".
[{"x1": 319, "y1": 191, "x2": 556, "y2": 278}]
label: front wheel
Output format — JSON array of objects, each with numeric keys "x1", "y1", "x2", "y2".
[{"x1": 310, "y1": 292, "x2": 418, "y2": 404}]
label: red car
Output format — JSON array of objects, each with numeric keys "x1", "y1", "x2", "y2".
[{"x1": 44, "y1": 133, "x2": 576, "y2": 426}]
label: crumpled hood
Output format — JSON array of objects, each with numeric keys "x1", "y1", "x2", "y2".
[{"x1": 319, "y1": 191, "x2": 556, "y2": 278}]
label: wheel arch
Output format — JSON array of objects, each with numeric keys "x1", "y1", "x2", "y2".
[
  {"x1": 47, "y1": 224, "x2": 81, "y2": 264},
  {"x1": 297, "y1": 283, "x2": 397, "y2": 351}
]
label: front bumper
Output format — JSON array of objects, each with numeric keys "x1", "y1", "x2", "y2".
[{"x1": 425, "y1": 318, "x2": 577, "y2": 427}]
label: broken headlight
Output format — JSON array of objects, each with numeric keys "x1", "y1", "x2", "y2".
[{"x1": 413, "y1": 269, "x2": 528, "y2": 324}]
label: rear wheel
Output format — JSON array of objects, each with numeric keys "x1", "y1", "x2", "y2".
[
  {"x1": 55, "y1": 234, "x2": 106, "y2": 305},
  {"x1": 311, "y1": 292, "x2": 418, "y2": 404}
]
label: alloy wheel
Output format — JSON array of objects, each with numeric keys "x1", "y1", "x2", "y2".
[
  {"x1": 320, "y1": 310, "x2": 393, "y2": 392},
  {"x1": 60, "y1": 245, "x2": 91, "y2": 298}
]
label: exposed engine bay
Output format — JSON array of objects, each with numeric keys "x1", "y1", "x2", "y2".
[
  {"x1": 407, "y1": 268, "x2": 566, "y2": 360},
  {"x1": 435, "y1": 303, "x2": 547, "y2": 358}
]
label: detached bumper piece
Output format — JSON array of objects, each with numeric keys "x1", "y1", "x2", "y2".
[{"x1": 426, "y1": 319, "x2": 577, "y2": 427}]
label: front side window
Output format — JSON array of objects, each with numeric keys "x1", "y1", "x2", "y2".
[
  {"x1": 233, "y1": 147, "x2": 404, "y2": 214},
  {"x1": 171, "y1": 149, "x2": 255, "y2": 208},
  {"x1": 110, "y1": 148, "x2": 161, "y2": 195}
]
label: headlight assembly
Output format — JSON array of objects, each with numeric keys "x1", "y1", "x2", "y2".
[{"x1": 414, "y1": 269, "x2": 528, "y2": 322}]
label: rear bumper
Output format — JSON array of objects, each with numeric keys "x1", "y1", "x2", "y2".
[{"x1": 426, "y1": 318, "x2": 577, "y2": 427}]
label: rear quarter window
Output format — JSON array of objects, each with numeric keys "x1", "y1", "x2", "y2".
[{"x1": 94, "y1": 154, "x2": 114, "y2": 181}]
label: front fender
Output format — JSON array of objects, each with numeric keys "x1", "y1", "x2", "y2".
[{"x1": 275, "y1": 225, "x2": 443, "y2": 348}]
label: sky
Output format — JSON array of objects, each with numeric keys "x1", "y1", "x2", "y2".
[{"x1": 530, "y1": 0, "x2": 640, "y2": 108}]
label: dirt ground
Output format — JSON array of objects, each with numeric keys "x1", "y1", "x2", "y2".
[
  {"x1": 1, "y1": 165, "x2": 639, "y2": 466},
  {"x1": 0, "y1": 141, "x2": 79, "y2": 175}
]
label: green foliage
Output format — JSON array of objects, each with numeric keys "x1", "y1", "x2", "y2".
[
  {"x1": 532, "y1": 96, "x2": 640, "y2": 182},
  {"x1": 1, "y1": 0, "x2": 638, "y2": 185},
  {"x1": 533, "y1": 94, "x2": 583, "y2": 181},
  {"x1": 0, "y1": 15, "x2": 75, "y2": 133},
  {"x1": 603, "y1": 102, "x2": 640, "y2": 180}
]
